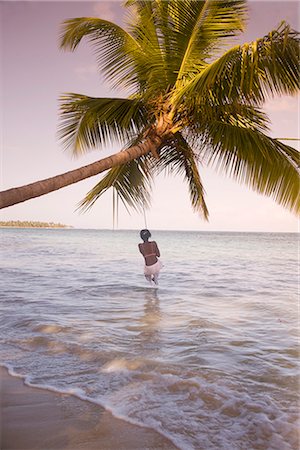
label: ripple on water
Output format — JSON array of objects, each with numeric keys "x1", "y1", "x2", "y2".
[{"x1": 0, "y1": 229, "x2": 298, "y2": 450}]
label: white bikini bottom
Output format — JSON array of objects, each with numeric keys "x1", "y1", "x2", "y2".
[{"x1": 144, "y1": 260, "x2": 163, "y2": 276}]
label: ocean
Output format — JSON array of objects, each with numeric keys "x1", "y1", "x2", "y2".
[{"x1": 0, "y1": 228, "x2": 299, "y2": 450}]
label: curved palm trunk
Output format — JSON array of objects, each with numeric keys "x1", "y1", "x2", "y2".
[{"x1": 0, "y1": 133, "x2": 164, "y2": 209}]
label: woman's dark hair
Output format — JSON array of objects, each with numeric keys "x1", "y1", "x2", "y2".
[{"x1": 140, "y1": 229, "x2": 151, "y2": 242}]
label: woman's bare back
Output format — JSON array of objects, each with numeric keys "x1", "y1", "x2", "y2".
[{"x1": 138, "y1": 241, "x2": 160, "y2": 266}]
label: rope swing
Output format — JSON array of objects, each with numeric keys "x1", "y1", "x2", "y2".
[
  {"x1": 143, "y1": 202, "x2": 148, "y2": 229},
  {"x1": 112, "y1": 188, "x2": 149, "y2": 230}
]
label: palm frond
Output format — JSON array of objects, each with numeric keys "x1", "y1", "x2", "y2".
[
  {"x1": 59, "y1": 94, "x2": 149, "y2": 156},
  {"x1": 187, "y1": 101, "x2": 270, "y2": 138},
  {"x1": 203, "y1": 122, "x2": 300, "y2": 214},
  {"x1": 60, "y1": 17, "x2": 142, "y2": 90},
  {"x1": 155, "y1": 133, "x2": 209, "y2": 219},
  {"x1": 176, "y1": 22, "x2": 300, "y2": 106},
  {"x1": 172, "y1": 0, "x2": 247, "y2": 85},
  {"x1": 125, "y1": 1, "x2": 247, "y2": 91},
  {"x1": 78, "y1": 156, "x2": 153, "y2": 213},
  {"x1": 125, "y1": 1, "x2": 175, "y2": 95}
]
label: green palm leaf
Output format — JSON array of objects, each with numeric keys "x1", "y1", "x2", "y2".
[
  {"x1": 172, "y1": 0, "x2": 247, "y2": 85},
  {"x1": 176, "y1": 22, "x2": 299, "y2": 106},
  {"x1": 59, "y1": 94, "x2": 149, "y2": 156},
  {"x1": 203, "y1": 122, "x2": 300, "y2": 214},
  {"x1": 187, "y1": 101, "x2": 270, "y2": 138},
  {"x1": 125, "y1": 1, "x2": 247, "y2": 91},
  {"x1": 78, "y1": 156, "x2": 153, "y2": 214},
  {"x1": 155, "y1": 133, "x2": 209, "y2": 219},
  {"x1": 60, "y1": 17, "x2": 142, "y2": 90},
  {"x1": 125, "y1": 1, "x2": 183, "y2": 96}
]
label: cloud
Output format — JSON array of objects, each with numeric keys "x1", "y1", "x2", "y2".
[
  {"x1": 92, "y1": 2, "x2": 124, "y2": 25},
  {"x1": 74, "y1": 64, "x2": 98, "y2": 80},
  {"x1": 92, "y1": 2, "x2": 117, "y2": 21}
]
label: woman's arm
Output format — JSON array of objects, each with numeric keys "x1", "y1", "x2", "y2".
[
  {"x1": 138, "y1": 243, "x2": 144, "y2": 256},
  {"x1": 154, "y1": 241, "x2": 160, "y2": 257}
]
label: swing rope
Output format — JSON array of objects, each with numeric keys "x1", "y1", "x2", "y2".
[
  {"x1": 112, "y1": 189, "x2": 119, "y2": 230},
  {"x1": 113, "y1": 188, "x2": 148, "y2": 230},
  {"x1": 142, "y1": 202, "x2": 148, "y2": 229}
]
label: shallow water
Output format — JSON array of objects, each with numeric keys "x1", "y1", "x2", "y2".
[{"x1": 0, "y1": 229, "x2": 299, "y2": 449}]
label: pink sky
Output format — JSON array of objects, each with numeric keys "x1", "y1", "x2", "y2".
[{"x1": 0, "y1": 1, "x2": 299, "y2": 231}]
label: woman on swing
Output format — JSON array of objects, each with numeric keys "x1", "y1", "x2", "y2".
[{"x1": 138, "y1": 229, "x2": 162, "y2": 285}]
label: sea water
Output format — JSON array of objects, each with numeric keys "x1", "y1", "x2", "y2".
[{"x1": 0, "y1": 229, "x2": 299, "y2": 450}]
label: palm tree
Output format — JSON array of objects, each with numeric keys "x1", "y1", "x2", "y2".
[{"x1": 1, "y1": 0, "x2": 299, "y2": 219}]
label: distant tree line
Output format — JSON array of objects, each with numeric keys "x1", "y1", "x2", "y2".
[{"x1": 0, "y1": 220, "x2": 71, "y2": 228}]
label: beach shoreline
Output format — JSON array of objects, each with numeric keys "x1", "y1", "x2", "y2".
[
  {"x1": 0, "y1": 366, "x2": 177, "y2": 450},
  {"x1": 0, "y1": 227, "x2": 72, "y2": 229}
]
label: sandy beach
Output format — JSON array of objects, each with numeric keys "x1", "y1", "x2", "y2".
[{"x1": 0, "y1": 367, "x2": 176, "y2": 450}]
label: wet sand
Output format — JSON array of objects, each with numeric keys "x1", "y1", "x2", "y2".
[{"x1": 0, "y1": 367, "x2": 176, "y2": 450}]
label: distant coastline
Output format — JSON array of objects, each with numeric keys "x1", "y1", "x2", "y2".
[{"x1": 0, "y1": 221, "x2": 72, "y2": 229}]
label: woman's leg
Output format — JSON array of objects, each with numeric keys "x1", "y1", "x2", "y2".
[
  {"x1": 153, "y1": 273, "x2": 159, "y2": 285},
  {"x1": 145, "y1": 274, "x2": 152, "y2": 283}
]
